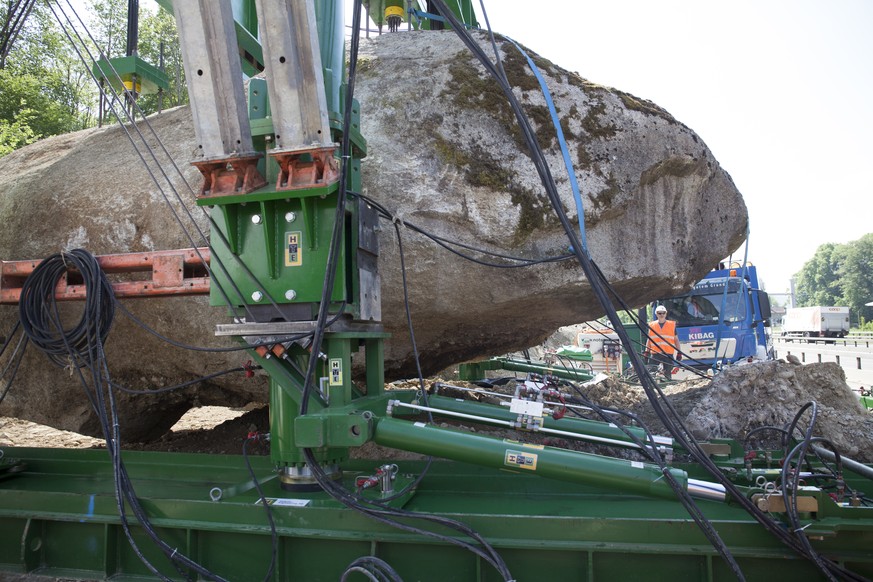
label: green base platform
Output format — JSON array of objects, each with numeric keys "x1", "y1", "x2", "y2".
[{"x1": 1, "y1": 447, "x2": 872, "y2": 581}]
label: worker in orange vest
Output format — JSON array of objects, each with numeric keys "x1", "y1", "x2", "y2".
[{"x1": 643, "y1": 305, "x2": 681, "y2": 379}]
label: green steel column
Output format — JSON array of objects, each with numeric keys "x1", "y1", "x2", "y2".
[
  {"x1": 374, "y1": 417, "x2": 688, "y2": 500},
  {"x1": 232, "y1": 0, "x2": 258, "y2": 37},
  {"x1": 315, "y1": 0, "x2": 345, "y2": 119},
  {"x1": 270, "y1": 376, "x2": 306, "y2": 465},
  {"x1": 324, "y1": 334, "x2": 354, "y2": 404}
]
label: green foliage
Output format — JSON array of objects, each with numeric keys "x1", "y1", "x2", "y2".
[
  {"x1": 135, "y1": 5, "x2": 186, "y2": 113},
  {"x1": 89, "y1": 0, "x2": 186, "y2": 120},
  {"x1": 794, "y1": 242, "x2": 845, "y2": 306},
  {"x1": 88, "y1": 0, "x2": 127, "y2": 58},
  {"x1": 0, "y1": 108, "x2": 38, "y2": 156},
  {"x1": 794, "y1": 234, "x2": 873, "y2": 326},
  {"x1": 0, "y1": 2, "x2": 93, "y2": 153},
  {"x1": 0, "y1": 66, "x2": 82, "y2": 160},
  {"x1": 0, "y1": 0, "x2": 186, "y2": 155}
]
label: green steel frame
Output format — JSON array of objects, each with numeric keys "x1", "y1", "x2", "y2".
[
  {"x1": 1, "y1": 448, "x2": 873, "y2": 581},
  {"x1": 3, "y1": 2, "x2": 873, "y2": 581}
]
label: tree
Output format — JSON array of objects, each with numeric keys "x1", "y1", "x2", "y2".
[
  {"x1": 793, "y1": 235, "x2": 873, "y2": 328},
  {"x1": 839, "y1": 234, "x2": 873, "y2": 326},
  {"x1": 0, "y1": 105, "x2": 37, "y2": 155},
  {"x1": 0, "y1": 2, "x2": 93, "y2": 155},
  {"x1": 793, "y1": 242, "x2": 845, "y2": 307},
  {"x1": 0, "y1": 0, "x2": 39, "y2": 69},
  {"x1": 87, "y1": 0, "x2": 186, "y2": 120},
  {"x1": 88, "y1": 0, "x2": 126, "y2": 60},
  {"x1": 135, "y1": 5, "x2": 186, "y2": 114}
]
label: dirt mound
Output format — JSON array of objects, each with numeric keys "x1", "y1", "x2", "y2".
[
  {"x1": 683, "y1": 360, "x2": 872, "y2": 460},
  {"x1": 582, "y1": 360, "x2": 872, "y2": 462}
]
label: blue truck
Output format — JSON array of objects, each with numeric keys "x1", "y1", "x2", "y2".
[{"x1": 653, "y1": 263, "x2": 773, "y2": 369}]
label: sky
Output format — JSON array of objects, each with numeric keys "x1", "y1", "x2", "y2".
[
  {"x1": 122, "y1": 1, "x2": 872, "y2": 294},
  {"x1": 446, "y1": 1, "x2": 873, "y2": 295}
]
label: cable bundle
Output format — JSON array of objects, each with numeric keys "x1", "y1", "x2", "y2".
[{"x1": 18, "y1": 248, "x2": 114, "y2": 368}]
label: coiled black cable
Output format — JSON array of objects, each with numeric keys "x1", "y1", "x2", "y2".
[{"x1": 18, "y1": 249, "x2": 114, "y2": 368}]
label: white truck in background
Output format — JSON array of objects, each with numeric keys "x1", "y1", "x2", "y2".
[{"x1": 782, "y1": 306, "x2": 850, "y2": 339}]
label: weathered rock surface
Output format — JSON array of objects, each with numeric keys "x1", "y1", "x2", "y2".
[{"x1": 0, "y1": 31, "x2": 746, "y2": 439}]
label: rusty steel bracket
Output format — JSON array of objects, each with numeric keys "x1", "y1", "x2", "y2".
[
  {"x1": 0, "y1": 248, "x2": 211, "y2": 304},
  {"x1": 272, "y1": 145, "x2": 339, "y2": 191},
  {"x1": 192, "y1": 154, "x2": 267, "y2": 199}
]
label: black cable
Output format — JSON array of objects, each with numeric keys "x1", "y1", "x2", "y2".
[
  {"x1": 430, "y1": 2, "x2": 745, "y2": 577},
  {"x1": 114, "y1": 299, "x2": 346, "y2": 353},
  {"x1": 243, "y1": 435, "x2": 278, "y2": 582},
  {"x1": 19, "y1": 249, "x2": 231, "y2": 581},
  {"x1": 355, "y1": 191, "x2": 572, "y2": 268},
  {"x1": 586, "y1": 263, "x2": 708, "y2": 378},
  {"x1": 780, "y1": 409, "x2": 840, "y2": 582},
  {"x1": 18, "y1": 249, "x2": 115, "y2": 368},
  {"x1": 293, "y1": 4, "x2": 512, "y2": 579},
  {"x1": 112, "y1": 365, "x2": 260, "y2": 395},
  {"x1": 0, "y1": 321, "x2": 28, "y2": 406},
  {"x1": 341, "y1": 556, "x2": 404, "y2": 582},
  {"x1": 358, "y1": 222, "x2": 435, "y2": 504},
  {"x1": 51, "y1": 0, "x2": 294, "y2": 324}
]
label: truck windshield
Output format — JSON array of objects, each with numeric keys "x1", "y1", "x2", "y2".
[{"x1": 659, "y1": 278, "x2": 746, "y2": 326}]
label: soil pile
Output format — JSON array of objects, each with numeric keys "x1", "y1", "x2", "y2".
[{"x1": 589, "y1": 360, "x2": 872, "y2": 462}]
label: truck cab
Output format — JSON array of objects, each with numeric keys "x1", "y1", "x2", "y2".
[{"x1": 655, "y1": 264, "x2": 772, "y2": 368}]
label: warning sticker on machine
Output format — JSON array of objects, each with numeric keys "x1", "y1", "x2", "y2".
[
  {"x1": 504, "y1": 450, "x2": 538, "y2": 471},
  {"x1": 258, "y1": 498, "x2": 310, "y2": 507},
  {"x1": 329, "y1": 358, "x2": 343, "y2": 386},
  {"x1": 285, "y1": 232, "x2": 302, "y2": 267}
]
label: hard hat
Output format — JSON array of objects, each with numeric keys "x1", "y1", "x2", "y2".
[{"x1": 655, "y1": 305, "x2": 667, "y2": 314}]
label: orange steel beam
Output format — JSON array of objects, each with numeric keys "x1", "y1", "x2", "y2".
[{"x1": 0, "y1": 248, "x2": 211, "y2": 304}]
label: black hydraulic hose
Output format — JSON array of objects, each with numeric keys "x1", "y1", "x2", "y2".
[
  {"x1": 813, "y1": 445, "x2": 873, "y2": 480},
  {"x1": 429, "y1": 1, "x2": 745, "y2": 577},
  {"x1": 0, "y1": 327, "x2": 28, "y2": 406},
  {"x1": 18, "y1": 249, "x2": 115, "y2": 367},
  {"x1": 296, "y1": 5, "x2": 512, "y2": 580}
]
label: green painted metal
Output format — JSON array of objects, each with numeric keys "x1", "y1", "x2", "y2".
[
  {"x1": 458, "y1": 356, "x2": 595, "y2": 383},
  {"x1": 255, "y1": 331, "x2": 397, "y2": 469},
  {"x1": 424, "y1": 393, "x2": 670, "y2": 452},
  {"x1": 205, "y1": 187, "x2": 349, "y2": 310},
  {"x1": 316, "y1": 0, "x2": 346, "y2": 119},
  {"x1": 92, "y1": 55, "x2": 169, "y2": 95},
  {"x1": 363, "y1": 0, "x2": 478, "y2": 30},
  {"x1": 621, "y1": 321, "x2": 645, "y2": 370},
  {"x1": 1, "y1": 448, "x2": 872, "y2": 581},
  {"x1": 10, "y1": 3, "x2": 873, "y2": 580},
  {"x1": 374, "y1": 417, "x2": 688, "y2": 500}
]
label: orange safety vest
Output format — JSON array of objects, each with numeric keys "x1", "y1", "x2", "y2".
[{"x1": 647, "y1": 320, "x2": 678, "y2": 355}]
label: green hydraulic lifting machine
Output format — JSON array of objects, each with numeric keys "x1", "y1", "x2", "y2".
[{"x1": 1, "y1": 1, "x2": 873, "y2": 580}]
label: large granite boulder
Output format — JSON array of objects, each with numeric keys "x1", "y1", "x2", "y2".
[{"x1": 0, "y1": 31, "x2": 747, "y2": 439}]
